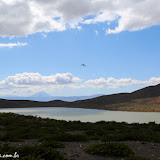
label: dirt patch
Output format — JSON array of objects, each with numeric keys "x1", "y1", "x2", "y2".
[
  {"x1": 149, "y1": 96, "x2": 160, "y2": 104},
  {"x1": 0, "y1": 139, "x2": 40, "y2": 147},
  {"x1": 124, "y1": 141, "x2": 160, "y2": 160}
]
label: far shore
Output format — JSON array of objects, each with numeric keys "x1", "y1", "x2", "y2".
[{"x1": 0, "y1": 105, "x2": 160, "y2": 112}]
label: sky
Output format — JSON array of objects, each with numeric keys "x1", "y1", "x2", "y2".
[{"x1": 0, "y1": 0, "x2": 160, "y2": 97}]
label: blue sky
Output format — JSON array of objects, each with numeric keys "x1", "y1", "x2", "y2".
[{"x1": 0, "y1": 0, "x2": 160, "y2": 96}]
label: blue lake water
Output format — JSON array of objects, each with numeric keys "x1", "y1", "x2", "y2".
[{"x1": 0, "y1": 107, "x2": 159, "y2": 124}]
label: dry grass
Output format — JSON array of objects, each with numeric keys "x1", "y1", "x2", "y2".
[{"x1": 103, "y1": 98, "x2": 160, "y2": 112}]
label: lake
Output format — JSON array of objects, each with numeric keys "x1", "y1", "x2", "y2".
[{"x1": 0, "y1": 107, "x2": 159, "y2": 124}]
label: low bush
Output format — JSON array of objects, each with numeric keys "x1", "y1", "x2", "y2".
[
  {"x1": 83, "y1": 143, "x2": 136, "y2": 157},
  {"x1": 0, "y1": 113, "x2": 160, "y2": 144},
  {"x1": 41, "y1": 141, "x2": 65, "y2": 148},
  {"x1": 0, "y1": 144, "x2": 68, "y2": 160},
  {"x1": 42, "y1": 133, "x2": 88, "y2": 142}
]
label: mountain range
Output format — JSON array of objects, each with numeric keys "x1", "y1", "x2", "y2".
[
  {"x1": 0, "y1": 84, "x2": 160, "y2": 112},
  {"x1": 0, "y1": 92, "x2": 103, "y2": 102}
]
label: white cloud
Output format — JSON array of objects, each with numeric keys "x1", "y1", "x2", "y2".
[
  {"x1": 0, "y1": 0, "x2": 160, "y2": 36},
  {"x1": 0, "y1": 72, "x2": 81, "y2": 89},
  {"x1": 85, "y1": 77, "x2": 160, "y2": 88},
  {"x1": 0, "y1": 73, "x2": 160, "y2": 96},
  {"x1": 0, "y1": 42, "x2": 27, "y2": 48},
  {"x1": 0, "y1": 72, "x2": 82, "y2": 96},
  {"x1": 1, "y1": 73, "x2": 160, "y2": 90}
]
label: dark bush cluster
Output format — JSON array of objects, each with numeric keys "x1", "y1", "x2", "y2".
[
  {"x1": 0, "y1": 113, "x2": 160, "y2": 144},
  {"x1": 41, "y1": 133, "x2": 88, "y2": 142},
  {"x1": 0, "y1": 143, "x2": 68, "y2": 160},
  {"x1": 83, "y1": 143, "x2": 136, "y2": 157}
]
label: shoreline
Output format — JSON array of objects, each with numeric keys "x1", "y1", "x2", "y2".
[{"x1": 0, "y1": 105, "x2": 160, "y2": 113}]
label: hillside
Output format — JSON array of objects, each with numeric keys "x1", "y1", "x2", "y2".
[{"x1": 0, "y1": 84, "x2": 160, "y2": 112}]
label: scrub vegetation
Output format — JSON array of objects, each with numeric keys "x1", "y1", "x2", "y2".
[
  {"x1": 83, "y1": 143, "x2": 136, "y2": 157},
  {"x1": 0, "y1": 113, "x2": 159, "y2": 159}
]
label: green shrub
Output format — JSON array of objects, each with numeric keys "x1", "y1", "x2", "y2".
[
  {"x1": 0, "y1": 144, "x2": 68, "y2": 160},
  {"x1": 36, "y1": 149, "x2": 68, "y2": 160},
  {"x1": 1, "y1": 113, "x2": 160, "y2": 144},
  {"x1": 83, "y1": 143, "x2": 135, "y2": 157},
  {"x1": 41, "y1": 141, "x2": 65, "y2": 148},
  {"x1": 42, "y1": 133, "x2": 88, "y2": 142}
]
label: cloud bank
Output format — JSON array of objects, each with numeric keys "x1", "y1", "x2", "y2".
[
  {"x1": 1, "y1": 73, "x2": 160, "y2": 96},
  {"x1": 0, "y1": 42, "x2": 27, "y2": 48},
  {"x1": 85, "y1": 77, "x2": 160, "y2": 88},
  {"x1": 0, "y1": 0, "x2": 160, "y2": 36},
  {"x1": 0, "y1": 72, "x2": 80, "y2": 90}
]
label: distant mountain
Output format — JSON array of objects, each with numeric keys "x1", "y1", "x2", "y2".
[
  {"x1": 30, "y1": 91, "x2": 52, "y2": 98},
  {"x1": 0, "y1": 92, "x2": 103, "y2": 102},
  {"x1": 27, "y1": 91, "x2": 53, "y2": 101},
  {"x1": 0, "y1": 84, "x2": 160, "y2": 112},
  {"x1": 51, "y1": 94, "x2": 103, "y2": 102}
]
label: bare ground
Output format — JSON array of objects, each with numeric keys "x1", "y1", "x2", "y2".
[{"x1": 0, "y1": 139, "x2": 41, "y2": 147}]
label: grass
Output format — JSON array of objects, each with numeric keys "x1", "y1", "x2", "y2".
[{"x1": 104, "y1": 98, "x2": 160, "y2": 112}]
